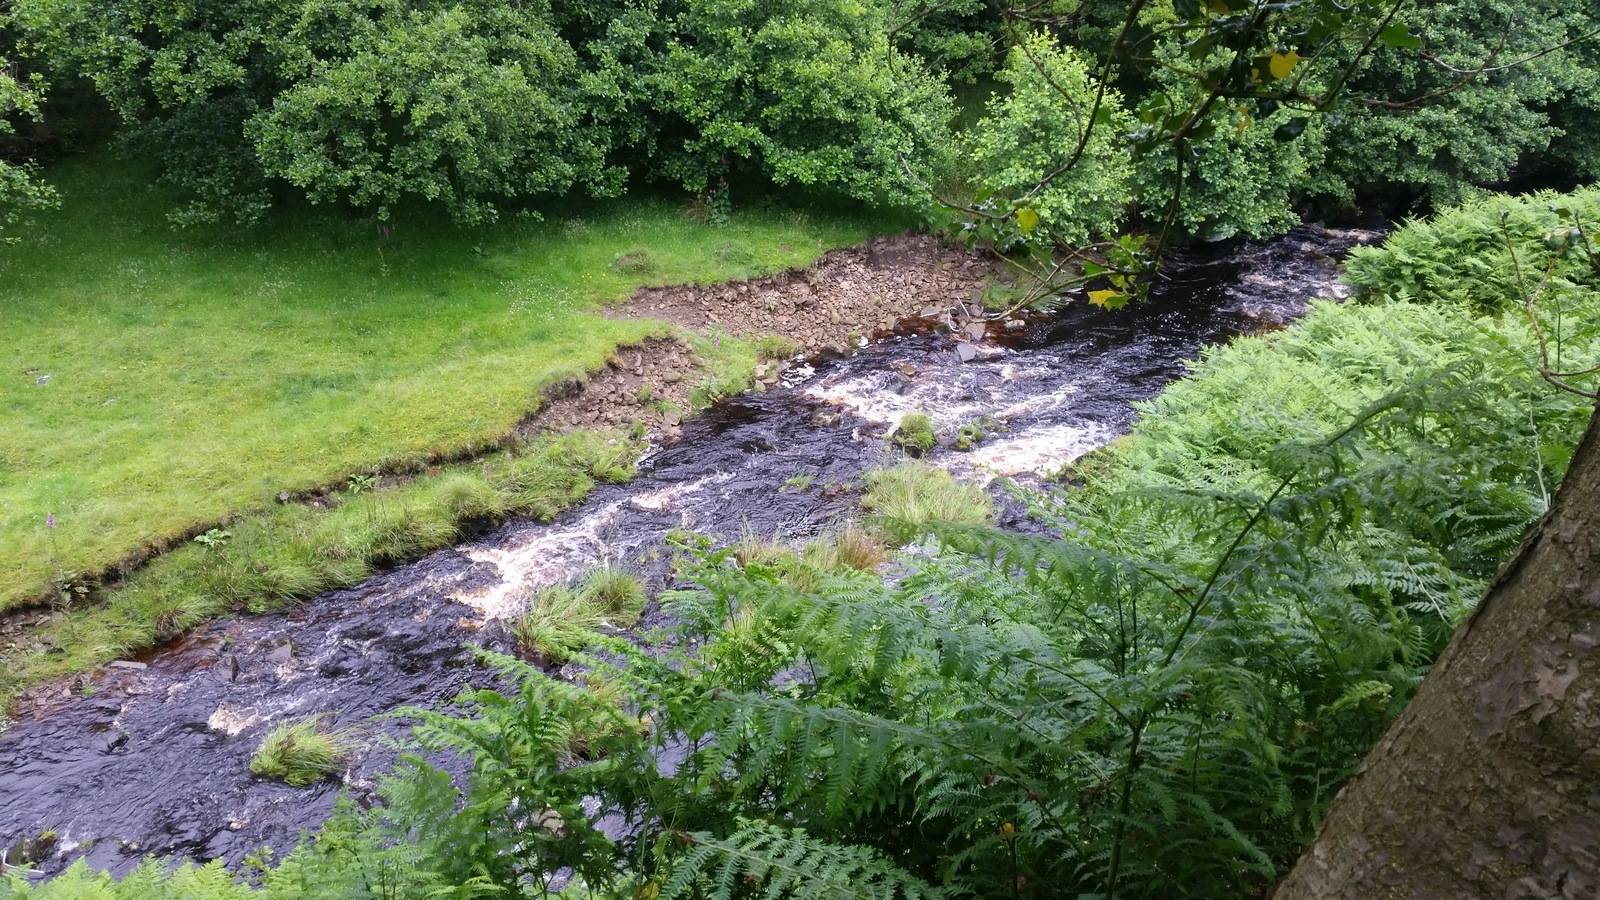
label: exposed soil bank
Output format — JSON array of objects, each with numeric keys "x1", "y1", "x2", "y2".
[{"x1": 614, "y1": 232, "x2": 999, "y2": 354}]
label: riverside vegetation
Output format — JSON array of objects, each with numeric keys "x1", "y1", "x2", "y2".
[
  {"x1": 3, "y1": 0, "x2": 1596, "y2": 694},
  {"x1": 7, "y1": 185, "x2": 1596, "y2": 900},
  {"x1": 1, "y1": 0, "x2": 1598, "y2": 894}
]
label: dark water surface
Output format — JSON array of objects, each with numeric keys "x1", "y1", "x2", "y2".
[{"x1": 0, "y1": 225, "x2": 1378, "y2": 876}]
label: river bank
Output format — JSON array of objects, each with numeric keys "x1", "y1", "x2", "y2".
[{"x1": 0, "y1": 223, "x2": 1378, "y2": 877}]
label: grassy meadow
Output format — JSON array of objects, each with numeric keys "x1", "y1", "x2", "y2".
[{"x1": 0, "y1": 155, "x2": 904, "y2": 615}]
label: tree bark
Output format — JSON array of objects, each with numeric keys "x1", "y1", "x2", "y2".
[{"x1": 1277, "y1": 404, "x2": 1600, "y2": 898}]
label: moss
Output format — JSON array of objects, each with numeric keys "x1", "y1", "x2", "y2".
[{"x1": 953, "y1": 421, "x2": 987, "y2": 451}]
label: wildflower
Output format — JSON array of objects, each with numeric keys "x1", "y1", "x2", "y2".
[
  {"x1": 713, "y1": 334, "x2": 721, "y2": 349},
  {"x1": 47, "y1": 513, "x2": 54, "y2": 529}
]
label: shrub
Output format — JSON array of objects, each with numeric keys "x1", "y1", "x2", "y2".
[
  {"x1": 1343, "y1": 186, "x2": 1600, "y2": 312},
  {"x1": 249, "y1": 714, "x2": 360, "y2": 787}
]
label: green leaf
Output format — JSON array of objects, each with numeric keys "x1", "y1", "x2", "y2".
[
  {"x1": 1016, "y1": 208, "x2": 1040, "y2": 234},
  {"x1": 1379, "y1": 22, "x2": 1423, "y2": 49}
]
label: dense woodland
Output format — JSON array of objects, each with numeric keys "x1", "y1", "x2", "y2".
[{"x1": 1, "y1": 0, "x2": 1598, "y2": 897}]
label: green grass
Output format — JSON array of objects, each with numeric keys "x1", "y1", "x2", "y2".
[
  {"x1": 0, "y1": 154, "x2": 906, "y2": 615},
  {"x1": 892, "y1": 410, "x2": 938, "y2": 454},
  {"x1": 513, "y1": 566, "x2": 649, "y2": 663},
  {"x1": 862, "y1": 461, "x2": 995, "y2": 544},
  {"x1": 250, "y1": 714, "x2": 361, "y2": 787}
]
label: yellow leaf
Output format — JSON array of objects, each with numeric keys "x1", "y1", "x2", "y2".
[
  {"x1": 1268, "y1": 51, "x2": 1300, "y2": 80},
  {"x1": 1207, "y1": 0, "x2": 1230, "y2": 13},
  {"x1": 1016, "y1": 208, "x2": 1040, "y2": 234},
  {"x1": 1088, "y1": 289, "x2": 1125, "y2": 309}
]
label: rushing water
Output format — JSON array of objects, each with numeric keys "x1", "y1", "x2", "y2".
[{"x1": 0, "y1": 225, "x2": 1378, "y2": 877}]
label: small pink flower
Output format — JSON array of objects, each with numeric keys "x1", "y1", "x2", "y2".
[
  {"x1": 47, "y1": 514, "x2": 54, "y2": 528},
  {"x1": 714, "y1": 334, "x2": 721, "y2": 349}
]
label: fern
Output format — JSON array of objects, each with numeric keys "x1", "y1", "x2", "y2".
[{"x1": 660, "y1": 819, "x2": 946, "y2": 900}]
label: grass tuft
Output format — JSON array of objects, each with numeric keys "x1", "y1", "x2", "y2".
[
  {"x1": 862, "y1": 462, "x2": 995, "y2": 544},
  {"x1": 754, "y1": 333, "x2": 800, "y2": 360},
  {"x1": 803, "y1": 522, "x2": 888, "y2": 574},
  {"x1": 892, "y1": 411, "x2": 938, "y2": 455},
  {"x1": 577, "y1": 566, "x2": 647, "y2": 616},
  {"x1": 513, "y1": 566, "x2": 648, "y2": 663},
  {"x1": 250, "y1": 714, "x2": 360, "y2": 787}
]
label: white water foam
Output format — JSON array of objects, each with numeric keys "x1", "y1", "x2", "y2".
[
  {"x1": 451, "y1": 473, "x2": 734, "y2": 619},
  {"x1": 965, "y1": 422, "x2": 1116, "y2": 476}
]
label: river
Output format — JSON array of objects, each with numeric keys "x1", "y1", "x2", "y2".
[{"x1": 0, "y1": 224, "x2": 1378, "y2": 877}]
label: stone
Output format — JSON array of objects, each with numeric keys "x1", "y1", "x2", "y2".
[
  {"x1": 966, "y1": 323, "x2": 987, "y2": 341},
  {"x1": 34, "y1": 375, "x2": 50, "y2": 386},
  {"x1": 956, "y1": 343, "x2": 978, "y2": 363},
  {"x1": 265, "y1": 639, "x2": 296, "y2": 665},
  {"x1": 107, "y1": 660, "x2": 147, "y2": 671},
  {"x1": 664, "y1": 409, "x2": 682, "y2": 426}
]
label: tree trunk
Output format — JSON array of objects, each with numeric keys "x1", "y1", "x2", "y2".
[{"x1": 1277, "y1": 405, "x2": 1600, "y2": 898}]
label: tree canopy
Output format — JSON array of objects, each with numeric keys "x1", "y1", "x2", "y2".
[{"x1": 0, "y1": 0, "x2": 1593, "y2": 236}]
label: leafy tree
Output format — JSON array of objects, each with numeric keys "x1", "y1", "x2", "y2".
[
  {"x1": 652, "y1": 0, "x2": 953, "y2": 206},
  {"x1": 1304, "y1": 0, "x2": 1599, "y2": 209},
  {"x1": 962, "y1": 30, "x2": 1134, "y2": 247},
  {"x1": 247, "y1": 0, "x2": 620, "y2": 224},
  {"x1": 0, "y1": 55, "x2": 57, "y2": 242}
]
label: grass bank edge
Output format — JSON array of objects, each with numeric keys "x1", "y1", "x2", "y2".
[
  {"x1": 0, "y1": 326, "x2": 796, "y2": 717},
  {"x1": 1, "y1": 153, "x2": 910, "y2": 615}
]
